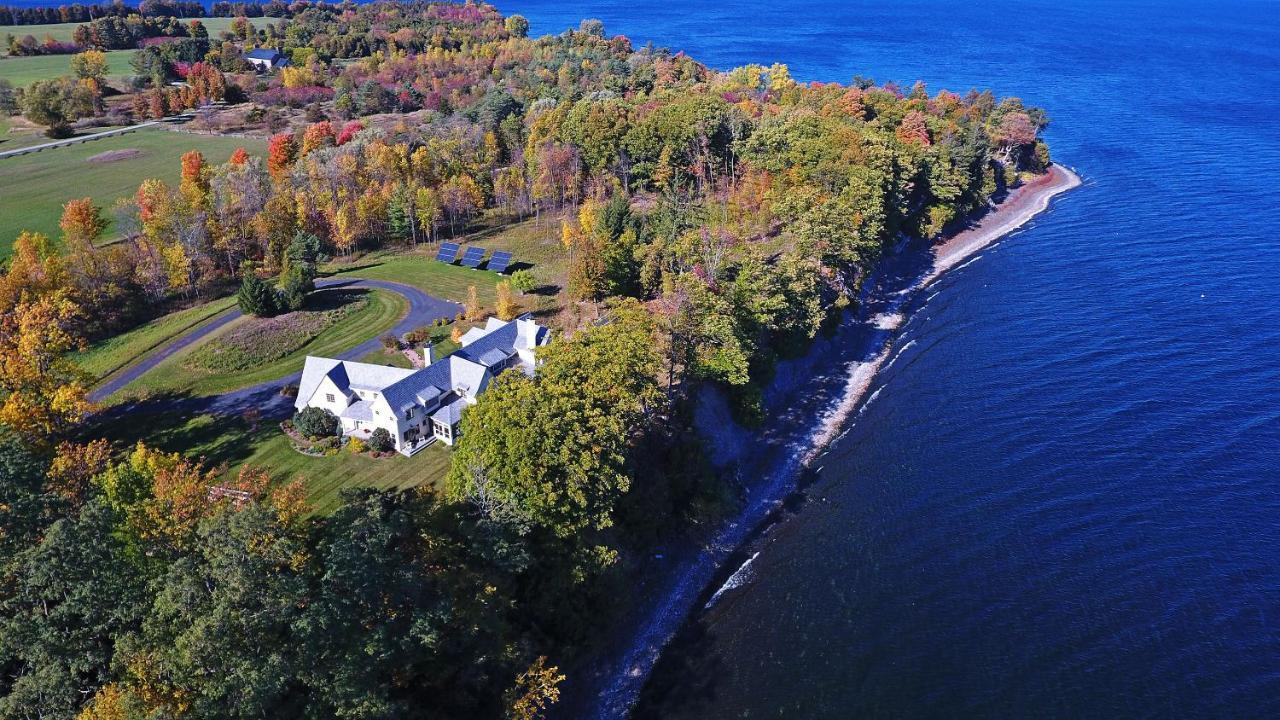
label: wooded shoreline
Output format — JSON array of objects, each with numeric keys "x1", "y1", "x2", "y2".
[{"x1": 560, "y1": 163, "x2": 1083, "y2": 720}]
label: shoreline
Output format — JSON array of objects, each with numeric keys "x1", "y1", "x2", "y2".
[{"x1": 562, "y1": 163, "x2": 1082, "y2": 720}]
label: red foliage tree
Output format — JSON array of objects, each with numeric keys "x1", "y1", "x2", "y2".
[{"x1": 266, "y1": 132, "x2": 297, "y2": 181}]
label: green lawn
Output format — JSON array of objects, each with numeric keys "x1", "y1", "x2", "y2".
[
  {"x1": 87, "y1": 410, "x2": 450, "y2": 515},
  {"x1": 0, "y1": 127, "x2": 266, "y2": 254},
  {"x1": 325, "y1": 216, "x2": 567, "y2": 307},
  {"x1": 0, "y1": 121, "x2": 127, "y2": 152},
  {"x1": 325, "y1": 253, "x2": 503, "y2": 306},
  {"x1": 111, "y1": 287, "x2": 408, "y2": 400},
  {"x1": 76, "y1": 295, "x2": 238, "y2": 381},
  {"x1": 0, "y1": 48, "x2": 134, "y2": 86},
  {"x1": 0, "y1": 17, "x2": 240, "y2": 46}
]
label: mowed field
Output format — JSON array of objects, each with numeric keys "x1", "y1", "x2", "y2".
[
  {"x1": 0, "y1": 127, "x2": 266, "y2": 254},
  {"x1": 0, "y1": 48, "x2": 133, "y2": 86},
  {"x1": 0, "y1": 16, "x2": 239, "y2": 45}
]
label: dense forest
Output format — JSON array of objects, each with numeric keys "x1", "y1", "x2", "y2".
[{"x1": 0, "y1": 2, "x2": 1051, "y2": 718}]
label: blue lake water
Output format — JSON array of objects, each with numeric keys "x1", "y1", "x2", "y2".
[{"x1": 505, "y1": 0, "x2": 1280, "y2": 717}]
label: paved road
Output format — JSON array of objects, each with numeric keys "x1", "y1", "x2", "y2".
[
  {"x1": 0, "y1": 121, "x2": 161, "y2": 160},
  {"x1": 90, "y1": 278, "x2": 461, "y2": 419}
]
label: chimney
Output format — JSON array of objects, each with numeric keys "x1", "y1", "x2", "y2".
[{"x1": 422, "y1": 343, "x2": 434, "y2": 366}]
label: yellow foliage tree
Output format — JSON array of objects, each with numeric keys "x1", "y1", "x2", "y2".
[
  {"x1": 560, "y1": 218, "x2": 577, "y2": 250},
  {"x1": 577, "y1": 198, "x2": 601, "y2": 239},
  {"x1": 76, "y1": 683, "x2": 142, "y2": 720},
  {"x1": 0, "y1": 292, "x2": 91, "y2": 444},
  {"x1": 161, "y1": 242, "x2": 193, "y2": 293},
  {"x1": 496, "y1": 280, "x2": 517, "y2": 321},
  {"x1": 504, "y1": 656, "x2": 566, "y2": 720},
  {"x1": 465, "y1": 284, "x2": 481, "y2": 320}
]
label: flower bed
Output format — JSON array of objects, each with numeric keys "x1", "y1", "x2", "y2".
[{"x1": 186, "y1": 291, "x2": 367, "y2": 373}]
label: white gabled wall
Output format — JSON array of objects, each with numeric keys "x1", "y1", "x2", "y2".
[{"x1": 308, "y1": 376, "x2": 351, "y2": 416}]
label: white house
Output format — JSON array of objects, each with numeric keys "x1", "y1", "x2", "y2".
[
  {"x1": 294, "y1": 315, "x2": 550, "y2": 455},
  {"x1": 244, "y1": 48, "x2": 290, "y2": 72}
]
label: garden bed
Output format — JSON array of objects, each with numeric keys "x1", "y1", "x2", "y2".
[{"x1": 186, "y1": 290, "x2": 368, "y2": 373}]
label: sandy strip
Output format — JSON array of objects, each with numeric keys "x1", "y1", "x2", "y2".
[
  {"x1": 931, "y1": 164, "x2": 1082, "y2": 283},
  {"x1": 564, "y1": 164, "x2": 1082, "y2": 720}
]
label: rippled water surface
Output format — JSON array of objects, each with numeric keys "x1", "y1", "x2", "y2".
[{"x1": 510, "y1": 0, "x2": 1280, "y2": 717}]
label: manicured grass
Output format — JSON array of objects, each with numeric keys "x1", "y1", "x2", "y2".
[
  {"x1": 76, "y1": 295, "x2": 238, "y2": 380},
  {"x1": 0, "y1": 122, "x2": 127, "y2": 151},
  {"x1": 1, "y1": 21, "x2": 89, "y2": 44},
  {"x1": 325, "y1": 252, "x2": 502, "y2": 306},
  {"x1": 0, "y1": 127, "x2": 266, "y2": 254},
  {"x1": 0, "y1": 48, "x2": 134, "y2": 86},
  {"x1": 0, "y1": 17, "x2": 239, "y2": 46},
  {"x1": 87, "y1": 410, "x2": 450, "y2": 515},
  {"x1": 325, "y1": 215, "x2": 568, "y2": 312},
  {"x1": 113, "y1": 287, "x2": 408, "y2": 399}
]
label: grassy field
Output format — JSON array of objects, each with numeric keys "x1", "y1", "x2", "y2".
[
  {"x1": 112, "y1": 287, "x2": 408, "y2": 400},
  {"x1": 325, "y1": 214, "x2": 568, "y2": 312},
  {"x1": 0, "y1": 17, "x2": 239, "y2": 46},
  {"x1": 0, "y1": 127, "x2": 266, "y2": 254},
  {"x1": 0, "y1": 48, "x2": 133, "y2": 86},
  {"x1": 87, "y1": 410, "x2": 450, "y2": 515},
  {"x1": 76, "y1": 295, "x2": 238, "y2": 381},
  {"x1": 0, "y1": 121, "x2": 128, "y2": 152}
]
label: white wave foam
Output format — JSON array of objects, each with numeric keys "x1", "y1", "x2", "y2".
[
  {"x1": 704, "y1": 552, "x2": 761, "y2": 610},
  {"x1": 882, "y1": 339, "x2": 918, "y2": 374}
]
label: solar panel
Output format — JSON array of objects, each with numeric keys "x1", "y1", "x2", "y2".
[
  {"x1": 435, "y1": 242, "x2": 460, "y2": 263},
  {"x1": 460, "y1": 246, "x2": 487, "y2": 269},
  {"x1": 487, "y1": 251, "x2": 514, "y2": 274}
]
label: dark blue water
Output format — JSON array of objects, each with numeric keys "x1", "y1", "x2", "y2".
[{"x1": 506, "y1": 1, "x2": 1280, "y2": 717}]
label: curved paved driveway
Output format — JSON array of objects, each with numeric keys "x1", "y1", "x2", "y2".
[{"x1": 91, "y1": 278, "x2": 461, "y2": 419}]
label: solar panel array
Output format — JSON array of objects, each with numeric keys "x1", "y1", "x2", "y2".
[
  {"x1": 487, "y1": 250, "x2": 514, "y2": 274},
  {"x1": 435, "y1": 242, "x2": 460, "y2": 263},
  {"x1": 460, "y1": 246, "x2": 487, "y2": 268}
]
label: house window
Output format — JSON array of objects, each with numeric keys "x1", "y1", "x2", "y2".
[
  {"x1": 325, "y1": 393, "x2": 335, "y2": 403},
  {"x1": 405, "y1": 409, "x2": 414, "y2": 420}
]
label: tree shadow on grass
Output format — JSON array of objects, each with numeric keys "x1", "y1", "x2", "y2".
[
  {"x1": 323, "y1": 262, "x2": 383, "y2": 277},
  {"x1": 302, "y1": 286, "x2": 370, "y2": 312},
  {"x1": 83, "y1": 395, "x2": 282, "y2": 471}
]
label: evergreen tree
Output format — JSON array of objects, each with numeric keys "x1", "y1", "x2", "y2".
[{"x1": 236, "y1": 271, "x2": 279, "y2": 317}]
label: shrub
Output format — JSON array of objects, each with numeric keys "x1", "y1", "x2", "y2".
[
  {"x1": 368, "y1": 427, "x2": 393, "y2": 453},
  {"x1": 380, "y1": 333, "x2": 401, "y2": 351},
  {"x1": 510, "y1": 269, "x2": 537, "y2": 295},
  {"x1": 404, "y1": 327, "x2": 432, "y2": 346},
  {"x1": 294, "y1": 407, "x2": 339, "y2": 439},
  {"x1": 347, "y1": 437, "x2": 367, "y2": 454},
  {"x1": 45, "y1": 122, "x2": 74, "y2": 139}
]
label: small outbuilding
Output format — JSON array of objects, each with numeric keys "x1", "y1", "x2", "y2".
[{"x1": 244, "y1": 48, "x2": 290, "y2": 72}]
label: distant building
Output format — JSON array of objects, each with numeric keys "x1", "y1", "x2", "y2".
[
  {"x1": 294, "y1": 316, "x2": 551, "y2": 455},
  {"x1": 244, "y1": 48, "x2": 290, "y2": 72}
]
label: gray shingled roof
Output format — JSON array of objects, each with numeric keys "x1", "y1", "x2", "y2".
[
  {"x1": 339, "y1": 400, "x2": 373, "y2": 422},
  {"x1": 295, "y1": 357, "x2": 415, "y2": 411},
  {"x1": 431, "y1": 397, "x2": 468, "y2": 425},
  {"x1": 297, "y1": 318, "x2": 549, "y2": 415},
  {"x1": 245, "y1": 48, "x2": 285, "y2": 61}
]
